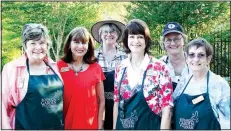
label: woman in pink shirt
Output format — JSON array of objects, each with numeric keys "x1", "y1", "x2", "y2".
[{"x1": 2, "y1": 23, "x2": 64, "y2": 129}]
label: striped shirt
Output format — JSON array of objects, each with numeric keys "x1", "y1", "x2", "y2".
[{"x1": 95, "y1": 45, "x2": 127, "y2": 72}]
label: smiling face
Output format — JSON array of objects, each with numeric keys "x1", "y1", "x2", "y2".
[
  {"x1": 186, "y1": 46, "x2": 211, "y2": 72},
  {"x1": 100, "y1": 25, "x2": 118, "y2": 45},
  {"x1": 164, "y1": 33, "x2": 184, "y2": 55},
  {"x1": 70, "y1": 39, "x2": 89, "y2": 59},
  {"x1": 128, "y1": 34, "x2": 146, "y2": 55},
  {"x1": 25, "y1": 36, "x2": 48, "y2": 62}
]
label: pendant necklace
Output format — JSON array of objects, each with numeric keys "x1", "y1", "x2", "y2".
[{"x1": 72, "y1": 62, "x2": 84, "y2": 76}]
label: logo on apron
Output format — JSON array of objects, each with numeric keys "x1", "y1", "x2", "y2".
[
  {"x1": 41, "y1": 90, "x2": 62, "y2": 109},
  {"x1": 179, "y1": 111, "x2": 199, "y2": 129},
  {"x1": 120, "y1": 110, "x2": 138, "y2": 129}
]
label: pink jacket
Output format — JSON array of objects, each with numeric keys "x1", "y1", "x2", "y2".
[{"x1": 1, "y1": 54, "x2": 63, "y2": 129}]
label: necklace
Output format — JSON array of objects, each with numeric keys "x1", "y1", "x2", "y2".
[{"x1": 72, "y1": 62, "x2": 84, "y2": 76}]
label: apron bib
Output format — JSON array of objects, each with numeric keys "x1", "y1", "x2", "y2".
[
  {"x1": 116, "y1": 68, "x2": 161, "y2": 130},
  {"x1": 174, "y1": 72, "x2": 220, "y2": 129},
  {"x1": 103, "y1": 71, "x2": 115, "y2": 129},
  {"x1": 15, "y1": 60, "x2": 64, "y2": 130}
]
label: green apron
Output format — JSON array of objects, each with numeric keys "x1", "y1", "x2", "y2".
[
  {"x1": 14, "y1": 60, "x2": 64, "y2": 129},
  {"x1": 103, "y1": 71, "x2": 115, "y2": 129},
  {"x1": 174, "y1": 72, "x2": 221, "y2": 129},
  {"x1": 116, "y1": 67, "x2": 161, "y2": 129}
]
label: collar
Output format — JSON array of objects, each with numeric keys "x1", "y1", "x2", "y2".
[
  {"x1": 121, "y1": 53, "x2": 150, "y2": 70},
  {"x1": 96, "y1": 44, "x2": 126, "y2": 58}
]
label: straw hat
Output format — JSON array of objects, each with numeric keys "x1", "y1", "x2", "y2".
[{"x1": 91, "y1": 20, "x2": 125, "y2": 43}]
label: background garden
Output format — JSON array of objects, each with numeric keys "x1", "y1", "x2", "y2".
[{"x1": 1, "y1": 1, "x2": 230, "y2": 84}]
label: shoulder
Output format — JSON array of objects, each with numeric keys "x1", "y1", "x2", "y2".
[
  {"x1": 148, "y1": 56, "x2": 169, "y2": 71},
  {"x1": 94, "y1": 46, "x2": 102, "y2": 55},
  {"x1": 3, "y1": 55, "x2": 27, "y2": 71},
  {"x1": 117, "y1": 57, "x2": 129, "y2": 69},
  {"x1": 209, "y1": 71, "x2": 230, "y2": 91},
  {"x1": 89, "y1": 62, "x2": 103, "y2": 70},
  {"x1": 56, "y1": 59, "x2": 67, "y2": 67}
]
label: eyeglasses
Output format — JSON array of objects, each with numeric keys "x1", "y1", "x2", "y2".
[
  {"x1": 102, "y1": 30, "x2": 116, "y2": 34},
  {"x1": 188, "y1": 53, "x2": 206, "y2": 59},
  {"x1": 164, "y1": 37, "x2": 182, "y2": 44}
]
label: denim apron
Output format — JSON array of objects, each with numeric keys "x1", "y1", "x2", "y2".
[
  {"x1": 174, "y1": 72, "x2": 221, "y2": 129},
  {"x1": 14, "y1": 60, "x2": 64, "y2": 129},
  {"x1": 116, "y1": 68, "x2": 161, "y2": 129},
  {"x1": 103, "y1": 71, "x2": 115, "y2": 129}
]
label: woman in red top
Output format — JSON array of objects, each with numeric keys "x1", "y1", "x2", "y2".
[{"x1": 57, "y1": 27, "x2": 105, "y2": 129}]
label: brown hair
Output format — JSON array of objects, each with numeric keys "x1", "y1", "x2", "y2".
[
  {"x1": 122, "y1": 19, "x2": 152, "y2": 54},
  {"x1": 61, "y1": 27, "x2": 97, "y2": 64}
]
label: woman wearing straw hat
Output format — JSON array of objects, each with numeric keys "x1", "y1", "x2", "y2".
[{"x1": 91, "y1": 20, "x2": 127, "y2": 129}]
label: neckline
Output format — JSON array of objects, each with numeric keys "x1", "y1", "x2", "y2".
[
  {"x1": 179, "y1": 71, "x2": 210, "y2": 99},
  {"x1": 66, "y1": 61, "x2": 91, "y2": 74}
]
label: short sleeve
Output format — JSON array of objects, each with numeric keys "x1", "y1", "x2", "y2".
[{"x1": 158, "y1": 63, "x2": 174, "y2": 108}]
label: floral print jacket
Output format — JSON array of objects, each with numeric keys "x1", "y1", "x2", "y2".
[{"x1": 114, "y1": 55, "x2": 173, "y2": 116}]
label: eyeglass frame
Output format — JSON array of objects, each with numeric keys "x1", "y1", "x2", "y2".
[{"x1": 164, "y1": 37, "x2": 183, "y2": 45}]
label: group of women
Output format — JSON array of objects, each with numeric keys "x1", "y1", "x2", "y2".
[{"x1": 2, "y1": 19, "x2": 230, "y2": 130}]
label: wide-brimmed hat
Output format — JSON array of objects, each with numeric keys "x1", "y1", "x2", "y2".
[
  {"x1": 162, "y1": 22, "x2": 185, "y2": 36},
  {"x1": 91, "y1": 20, "x2": 125, "y2": 43}
]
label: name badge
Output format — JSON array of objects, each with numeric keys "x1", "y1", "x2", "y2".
[
  {"x1": 192, "y1": 95, "x2": 204, "y2": 104},
  {"x1": 60, "y1": 67, "x2": 70, "y2": 72}
]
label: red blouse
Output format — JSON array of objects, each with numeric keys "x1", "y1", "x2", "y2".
[{"x1": 57, "y1": 60, "x2": 105, "y2": 129}]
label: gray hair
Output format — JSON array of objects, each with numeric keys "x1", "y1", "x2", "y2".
[
  {"x1": 22, "y1": 23, "x2": 52, "y2": 49},
  {"x1": 98, "y1": 23, "x2": 121, "y2": 43}
]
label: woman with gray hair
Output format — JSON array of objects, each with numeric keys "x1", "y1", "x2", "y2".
[
  {"x1": 91, "y1": 20, "x2": 127, "y2": 129},
  {"x1": 2, "y1": 23, "x2": 64, "y2": 129},
  {"x1": 173, "y1": 38, "x2": 230, "y2": 129},
  {"x1": 160, "y1": 22, "x2": 190, "y2": 91}
]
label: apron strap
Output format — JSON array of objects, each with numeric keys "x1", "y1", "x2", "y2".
[
  {"x1": 26, "y1": 59, "x2": 31, "y2": 75},
  {"x1": 118, "y1": 68, "x2": 127, "y2": 100},
  {"x1": 178, "y1": 71, "x2": 209, "y2": 99},
  {"x1": 26, "y1": 59, "x2": 57, "y2": 75},
  {"x1": 206, "y1": 71, "x2": 210, "y2": 93}
]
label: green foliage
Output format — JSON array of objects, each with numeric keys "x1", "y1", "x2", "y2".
[
  {"x1": 126, "y1": 1, "x2": 229, "y2": 41},
  {"x1": 2, "y1": 2, "x2": 129, "y2": 70}
]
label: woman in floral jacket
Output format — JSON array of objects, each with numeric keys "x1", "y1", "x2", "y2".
[{"x1": 113, "y1": 19, "x2": 173, "y2": 130}]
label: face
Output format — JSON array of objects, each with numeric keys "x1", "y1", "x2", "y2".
[
  {"x1": 128, "y1": 34, "x2": 145, "y2": 55},
  {"x1": 186, "y1": 46, "x2": 211, "y2": 72},
  {"x1": 164, "y1": 33, "x2": 184, "y2": 55},
  {"x1": 70, "y1": 39, "x2": 88, "y2": 59},
  {"x1": 25, "y1": 37, "x2": 48, "y2": 62},
  {"x1": 100, "y1": 26, "x2": 118, "y2": 45}
]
